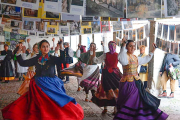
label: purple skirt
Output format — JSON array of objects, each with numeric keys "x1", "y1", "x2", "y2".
[{"x1": 114, "y1": 80, "x2": 168, "y2": 120}]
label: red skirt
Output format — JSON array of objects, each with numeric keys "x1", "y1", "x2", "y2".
[{"x1": 2, "y1": 79, "x2": 84, "y2": 120}]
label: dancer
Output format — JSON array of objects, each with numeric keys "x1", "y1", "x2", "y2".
[
  {"x1": 17, "y1": 43, "x2": 39, "y2": 95},
  {"x1": 2, "y1": 40, "x2": 84, "y2": 120},
  {"x1": 91, "y1": 41, "x2": 122, "y2": 114},
  {"x1": 113, "y1": 39, "x2": 168, "y2": 120},
  {"x1": 61, "y1": 44, "x2": 87, "y2": 91},
  {"x1": 76, "y1": 42, "x2": 107, "y2": 102},
  {"x1": 0, "y1": 44, "x2": 15, "y2": 83}
]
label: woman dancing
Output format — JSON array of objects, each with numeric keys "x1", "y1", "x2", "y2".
[
  {"x1": 2, "y1": 40, "x2": 84, "y2": 120},
  {"x1": 114, "y1": 38, "x2": 168, "y2": 120}
]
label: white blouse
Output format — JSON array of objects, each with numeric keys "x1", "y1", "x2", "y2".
[{"x1": 118, "y1": 46, "x2": 154, "y2": 66}]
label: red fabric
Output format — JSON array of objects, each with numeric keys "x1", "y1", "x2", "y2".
[
  {"x1": 61, "y1": 63, "x2": 70, "y2": 70},
  {"x1": 104, "y1": 52, "x2": 118, "y2": 73},
  {"x1": 2, "y1": 79, "x2": 84, "y2": 120}
]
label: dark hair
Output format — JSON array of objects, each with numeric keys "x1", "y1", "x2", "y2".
[
  {"x1": 39, "y1": 39, "x2": 50, "y2": 48},
  {"x1": 19, "y1": 42, "x2": 22, "y2": 44},
  {"x1": 90, "y1": 42, "x2": 96, "y2": 47},
  {"x1": 33, "y1": 43, "x2": 38, "y2": 49},
  {"x1": 126, "y1": 40, "x2": 135, "y2": 48},
  {"x1": 4, "y1": 44, "x2": 8, "y2": 47}
]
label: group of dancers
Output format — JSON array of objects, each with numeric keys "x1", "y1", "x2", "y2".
[{"x1": 1, "y1": 38, "x2": 168, "y2": 120}]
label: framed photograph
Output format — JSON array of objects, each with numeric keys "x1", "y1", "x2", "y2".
[
  {"x1": 61, "y1": 27, "x2": 69, "y2": 36},
  {"x1": 36, "y1": 22, "x2": 45, "y2": 32},
  {"x1": 28, "y1": 31, "x2": 36, "y2": 36},
  {"x1": 83, "y1": 28, "x2": 92, "y2": 34},
  {"x1": 11, "y1": 21, "x2": 21, "y2": 28},
  {"x1": 70, "y1": 22, "x2": 81, "y2": 35},
  {"x1": 11, "y1": 28, "x2": 19, "y2": 34}
]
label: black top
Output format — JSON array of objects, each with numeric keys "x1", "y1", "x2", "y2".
[
  {"x1": 1, "y1": 50, "x2": 14, "y2": 62},
  {"x1": 17, "y1": 54, "x2": 64, "y2": 77}
]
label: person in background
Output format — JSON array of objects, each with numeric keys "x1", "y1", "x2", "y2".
[
  {"x1": 158, "y1": 53, "x2": 180, "y2": 98},
  {"x1": 138, "y1": 45, "x2": 148, "y2": 88},
  {"x1": 60, "y1": 39, "x2": 74, "y2": 84},
  {"x1": 0, "y1": 44, "x2": 15, "y2": 83},
  {"x1": 114, "y1": 38, "x2": 168, "y2": 120},
  {"x1": 16, "y1": 42, "x2": 28, "y2": 81},
  {"x1": 49, "y1": 38, "x2": 56, "y2": 55}
]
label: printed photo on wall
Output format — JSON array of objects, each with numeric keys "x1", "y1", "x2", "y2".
[
  {"x1": 113, "y1": 21, "x2": 122, "y2": 31},
  {"x1": 129, "y1": 30, "x2": 133, "y2": 40},
  {"x1": 28, "y1": 31, "x2": 36, "y2": 36},
  {"x1": 70, "y1": 22, "x2": 81, "y2": 35},
  {"x1": 169, "y1": 25, "x2": 175, "y2": 41},
  {"x1": 157, "y1": 23, "x2": 162, "y2": 38},
  {"x1": 171, "y1": 42, "x2": 174, "y2": 53},
  {"x1": 61, "y1": 27, "x2": 69, "y2": 36},
  {"x1": 1, "y1": 0, "x2": 17, "y2": 5},
  {"x1": 176, "y1": 25, "x2": 180, "y2": 41},
  {"x1": 11, "y1": 28, "x2": 19, "y2": 34},
  {"x1": 47, "y1": 27, "x2": 56, "y2": 34},
  {"x1": 2, "y1": 5, "x2": 21, "y2": 21},
  {"x1": 92, "y1": 21, "x2": 100, "y2": 33},
  {"x1": 83, "y1": 28, "x2": 92, "y2": 34},
  {"x1": 123, "y1": 21, "x2": 133, "y2": 30},
  {"x1": 23, "y1": 21, "x2": 34, "y2": 30},
  {"x1": 126, "y1": 0, "x2": 161, "y2": 18},
  {"x1": 11, "y1": 21, "x2": 22, "y2": 28},
  {"x1": 166, "y1": 41, "x2": 171, "y2": 53},
  {"x1": 163, "y1": 25, "x2": 168, "y2": 40},
  {"x1": 162, "y1": 40, "x2": 167, "y2": 51},
  {"x1": 145, "y1": 24, "x2": 149, "y2": 37},
  {"x1": 46, "y1": 12, "x2": 60, "y2": 19},
  {"x1": 139, "y1": 27, "x2": 144, "y2": 40},
  {"x1": 156, "y1": 38, "x2": 160, "y2": 48},
  {"x1": 60, "y1": 21, "x2": 67, "y2": 26},
  {"x1": 81, "y1": 22, "x2": 90, "y2": 26},
  {"x1": 132, "y1": 30, "x2": 136, "y2": 41},
  {"x1": 86, "y1": 0, "x2": 124, "y2": 17},
  {"x1": 36, "y1": 22, "x2": 45, "y2": 32},
  {"x1": 24, "y1": 8, "x2": 38, "y2": 18},
  {"x1": 173, "y1": 43, "x2": 178, "y2": 54},
  {"x1": 164, "y1": 0, "x2": 180, "y2": 17},
  {"x1": 116, "y1": 31, "x2": 119, "y2": 37}
]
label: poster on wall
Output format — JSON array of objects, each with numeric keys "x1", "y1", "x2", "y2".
[
  {"x1": 164, "y1": 0, "x2": 180, "y2": 17},
  {"x1": 163, "y1": 25, "x2": 168, "y2": 40},
  {"x1": 10, "y1": 20, "x2": 22, "y2": 29},
  {"x1": 176, "y1": 25, "x2": 180, "y2": 41},
  {"x1": 28, "y1": 31, "x2": 36, "y2": 36},
  {"x1": 167, "y1": 41, "x2": 171, "y2": 53},
  {"x1": 113, "y1": 21, "x2": 122, "y2": 31},
  {"x1": 173, "y1": 43, "x2": 178, "y2": 54},
  {"x1": 101, "y1": 21, "x2": 110, "y2": 33},
  {"x1": 86, "y1": 0, "x2": 124, "y2": 17},
  {"x1": 145, "y1": 24, "x2": 149, "y2": 37},
  {"x1": 169, "y1": 25, "x2": 175, "y2": 41},
  {"x1": 20, "y1": 0, "x2": 39, "y2": 10},
  {"x1": 35, "y1": 22, "x2": 45, "y2": 32},
  {"x1": 126, "y1": 0, "x2": 161, "y2": 18},
  {"x1": 1, "y1": 0, "x2": 21, "y2": 6},
  {"x1": 23, "y1": 20, "x2": 35, "y2": 31},
  {"x1": 11, "y1": 28, "x2": 19, "y2": 33},
  {"x1": 60, "y1": 27, "x2": 69, "y2": 36},
  {"x1": 91, "y1": 21, "x2": 100, "y2": 33},
  {"x1": 156, "y1": 38, "x2": 160, "y2": 48},
  {"x1": 18, "y1": 29, "x2": 28, "y2": 35},
  {"x1": 0, "y1": 26, "x2": 4, "y2": 35},
  {"x1": 157, "y1": 23, "x2": 162, "y2": 38},
  {"x1": 23, "y1": 8, "x2": 39, "y2": 18},
  {"x1": 70, "y1": 22, "x2": 80, "y2": 35},
  {"x1": 44, "y1": 0, "x2": 85, "y2": 15},
  {"x1": 2, "y1": 5, "x2": 22, "y2": 21},
  {"x1": 123, "y1": 21, "x2": 132, "y2": 30},
  {"x1": 129, "y1": 30, "x2": 133, "y2": 40},
  {"x1": 4, "y1": 31, "x2": 10, "y2": 41},
  {"x1": 46, "y1": 22, "x2": 58, "y2": 34},
  {"x1": 81, "y1": 22, "x2": 92, "y2": 34},
  {"x1": 3, "y1": 23, "x2": 12, "y2": 32}
]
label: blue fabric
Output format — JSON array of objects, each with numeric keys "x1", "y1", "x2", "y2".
[
  {"x1": 39, "y1": 52, "x2": 50, "y2": 64},
  {"x1": 35, "y1": 76, "x2": 77, "y2": 107}
]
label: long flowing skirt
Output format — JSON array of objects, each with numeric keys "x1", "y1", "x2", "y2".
[
  {"x1": 0, "y1": 60, "x2": 15, "y2": 80},
  {"x1": 2, "y1": 76, "x2": 84, "y2": 120},
  {"x1": 17, "y1": 71, "x2": 35, "y2": 95},
  {"x1": 92, "y1": 68, "x2": 122, "y2": 107},
  {"x1": 114, "y1": 79, "x2": 168, "y2": 120},
  {"x1": 80, "y1": 65, "x2": 100, "y2": 91}
]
